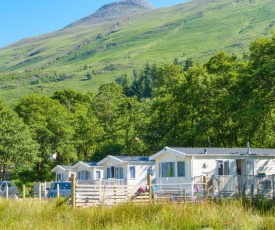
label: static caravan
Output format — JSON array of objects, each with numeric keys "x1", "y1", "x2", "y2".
[
  {"x1": 72, "y1": 161, "x2": 103, "y2": 182},
  {"x1": 97, "y1": 155, "x2": 155, "y2": 187},
  {"x1": 51, "y1": 165, "x2": 75, "y2": 182},
  {"x1": 149, "y1": 146, "x2": 275, "y2": 184}
]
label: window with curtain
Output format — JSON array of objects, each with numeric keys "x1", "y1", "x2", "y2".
[
  {"x1": 177, "y1": 162, "x2": 185, "y2": 177},
  {"x1": 159, "y1": 162, "x2": 175, "y2": 177},
  {"x1": 217, "y1": 160, "x2": 230, "y2": 175},
  {"x1": 218, "y1": 160, "x2": 223, "y2": 175},
  {"x1": 107, "y1": 166, "x2": 123, "y2": 179},
  {"x1": 56, "y1": 173, "x2": 62, "y2": 181},
  {"x1": 224, "y1": 161, "x2": 230, "y2": 175},
  {"x1": 78, "y1": 170, "x2": 91, "y2": 180}
]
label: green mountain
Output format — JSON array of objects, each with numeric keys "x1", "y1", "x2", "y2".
[{"x1": 0, "y1": 0, "x2": 275, "y2": 104}]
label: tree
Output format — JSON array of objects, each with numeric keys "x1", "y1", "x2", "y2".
[
  {"x1": 0, "y1": 101, "x2": 38, "y2": 180},
  {"x1": 91, "y1": 82, "x2": 148, "y2": 159},
  {"x1": 15, "y1": 95, "x2": 76, "y2": 181},
  {"x1": 52, "y1": 89, "x2": 92, "y2": 113},
  {"x1": 127, "y1": 63, "x2": 158, "y2": 100},
  {"x1": 235, "y1": 33, "x2": 275, "y2": 147},
  {"x1": 86, "y1": 73, "x2": 92, "y2": 80},
  {"x1": 204, "y1": 52, "x2": 241, "y2": 147},
  {"x1": 143, "y1": 64, "x2": 187, "y2": 150},
  {"x1": 73, "y1": 113, "x2": 103, "y2": 161},
  {"x1": 183, "y1": 58, "x2": 194, "y2": 71},
  {"x1": 174, "y1": 58, "x2": 179, "y2": 65},
  {"x1": 53, "y1": 89, "x2": 99, "y2": 161}
]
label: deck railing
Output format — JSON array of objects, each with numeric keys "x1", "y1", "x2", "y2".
[
  {"x1": 212, "y1": 175, "x2": 275, "y2": 198},
  {"x1": 69, "y1": 174, "x2": 275, "y2": 207}
]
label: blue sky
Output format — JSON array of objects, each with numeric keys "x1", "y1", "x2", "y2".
[{"x1": 0, "y1": 0, "x2": 188, "y2": 48}]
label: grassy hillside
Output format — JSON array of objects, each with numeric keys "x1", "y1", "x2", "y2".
[{"x1": 0, "y1": 0, "x2": 275, "y2": 104}]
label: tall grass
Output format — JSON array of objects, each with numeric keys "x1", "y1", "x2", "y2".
[{"x1": 0, "y1": 198, "x2": 275, "y2": 229}]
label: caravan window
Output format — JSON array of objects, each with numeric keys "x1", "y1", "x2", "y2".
[
  {"x1": 56, "y1": 173, "x2": 62, "y2": 181},
  {"x1": 246, "y1": 160, "x2": 253, "y2": 175},
  {"x1": 177, "y1": 162, "x2": 185, "y2": 177},
  {"x1": 95, "y1": 171, "x2": 101, "y2": 180},
  {"x1": 78, "y1": 170, "x2": 91, "y2": 180},
  {"x1": 107, "y1": 166, "x2": 123, "y2": 179},
  {"x1": 159, "y1": 162, "x2": 175, "y2": 177},
  {"x1": 217, "y1": 161, "x2": 230, "y2": 175},
  {"x1": 130, "y1": 166, "x2": 136, "y2": 179}
]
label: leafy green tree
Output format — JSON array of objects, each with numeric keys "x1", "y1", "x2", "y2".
[
  {"x1": 204, "y1": 52, "x2": 241, "y2": 147},
  {"x1": 73, "y1": 113, "x2": 103, "y2": 161},
  {"x1": 0, "y1": 101, "x2": 38, "y2": 180},
  {"x1": 91, "y1": 83, "x2": 127, "y2": 158},
  {"x1": 143, "y1": 64, "x2": 187, "y2": 150},
  {"x1": 15, "y1": 95, "x2": 76, "y2": 181},
  {"x1": 235, "y1": 33, "x2": 275, "y2": 147},
  {"x1": 204, "y1": 52, "x2": 237, "y2": 75},
  {"x1": 53, "y1": 89, "x2": 100, "y2": 161},
  {"x1": 92, "y1": 83, "x2": 148, "y2": 159},
  {"x1": 52, "y1": 89, "x2": 92, "y2": 113},
  {"x1": 183, "y1": 57, "x2": 194, "y2": 71}
]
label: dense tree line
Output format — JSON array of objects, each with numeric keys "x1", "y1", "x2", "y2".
[{"x1": 1, "y1": 33, "x2": 275, "y2": 182}]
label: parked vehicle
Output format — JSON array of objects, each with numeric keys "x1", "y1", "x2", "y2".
[
  {"x1": 0, "y1": 181, "x2": 19, "y2": 199},
  {"x1": 47, "y1": 181, "x2": 71, "y2": 198}
]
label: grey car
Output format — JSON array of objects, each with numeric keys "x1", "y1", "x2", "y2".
[
  {"x1": 0, "y1": 181, "x2": 19, "y2": 199},
  {"x1": 47, "y1": 182, "x2": 71, "y2": 198}
]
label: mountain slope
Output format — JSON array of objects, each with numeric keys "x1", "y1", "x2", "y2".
[
  {"x1": 66, "y1": 0, "x2": 154, "y2": 27},
  {"x1": 0, "y1": 0, "x2": 275, "y2": 104}
]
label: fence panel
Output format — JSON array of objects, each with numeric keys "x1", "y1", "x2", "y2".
[
  {"x1": 33, "y1": 182, "x2": 53, "y2": 198},
  {"x1": 152, "y1": 183, "x2": 206, "y2": 204},
  {"x1": 75, "y1": 182, "x2": 136, "y2": 207}
]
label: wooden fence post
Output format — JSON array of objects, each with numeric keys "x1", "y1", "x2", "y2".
[
  {"x1": 6, "y1": 184, "x2": 8, "y2": 200},
  {"x1": 251, "y1": 184, "x2": 254, "y2": 203},
  {"x1": 39, "y1": 182, "x2": 41, "y2": 202},
  {"x1": 183, "y1": 189, "x2": 186, "y2": 203},
  {"x1": 23, "y1": 185, "x2": 25, "y2": 200},
  {"x1": 71, "y1": 174, "x2": 76, "y2": 209},
  {"x1": 99, "y1": 180, "x2": 102, "y2": 203},
  {"x1": 114, "y1": 184, "x2": 117, "y2": 205},
  {"x1": 44, "y1": 182, "x2": 47, "y2": 198},
  {"x1": 57, "y1": 184, "x2": 60, "y2": 198},
  {"x1": 147, "y1": 173, "x2": 152, "y2": 203}
]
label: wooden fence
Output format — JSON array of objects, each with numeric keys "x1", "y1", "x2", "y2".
[
  {"x1": 75, "y1": 183, "x2": 137, "y2": 207},
  {"x1": 71, "y1": 174, "x2": 152, "y2": 207},
  {"x1": 23, "y1": 175, "x2": 275, "y2": 207}
]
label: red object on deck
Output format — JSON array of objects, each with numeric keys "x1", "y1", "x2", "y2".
[{"x1": 139, "y1": 186, "x2": 145, "y2": 193}]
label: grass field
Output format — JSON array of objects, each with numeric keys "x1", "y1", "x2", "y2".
[{"x1": 0, "y1": 198, "x2": 275, "y2": 229}]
